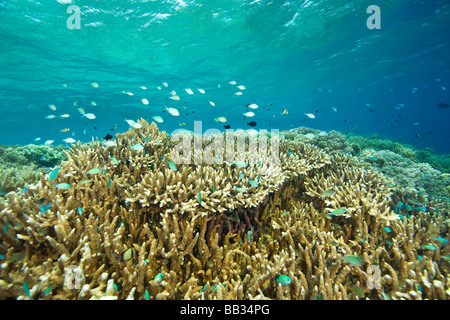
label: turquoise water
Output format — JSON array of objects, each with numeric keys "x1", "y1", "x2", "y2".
[{"x1": 1, "y1": 0, "x2": 449, "y2": 153}]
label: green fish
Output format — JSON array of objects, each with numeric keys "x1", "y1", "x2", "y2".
[
  {"x1": 287, "y1": 152, "x2": 294, "y2": 156},
  {"x1": 342, "y1": 255, "x2": 362, "y2": 266},
  {"x1": 233, "y1": 161, "x2": 247, "y2": 168},
  {"x1": 441, "y1": 254, "x2": 450, "y2": 261},
  {"x1": 422, "y1": 244, "x2": 437, "y2": 250},
  {"x1": 248, "y1": 180, "x2": 258, "y2": 187},
  {"x1": 167, "y1": 161, "x2": 177, "y2": 171},
  {"x1": 55, "y1": 183, "x2": 71, "y2": 190},
  {"x1": 369, "y1": 157, "x2": 378, "y2": 161},
  {"x1": 154, "y1": 273, "x2": 164, "y2": 284},
  {"x1": 111, "y1": 157, "x2": 119, "y2": 165},
  {"x1": 23, "y1": 282, "x2": 31, "y2": 298},
  {"x1": 212, "y1": 183, "x2": 215, "y2": 193},
  {"x1": 3, "y1": 222, "x2": 8, "y2": 234},
  {"x1": 144, "y1": 290, "x2": 150, "y2": 300},
  {"x1": 130, "y1": 144, "x2": 144, "y2": 152},
  {"x1": 49, "y1": 167, "x2": 59, "y2": 181},
  {"x1": 328, "y1": 208, "x2": 346, "y2": 216},
  {"x1": 274, "y1": 275, "x2": 292, "y2": 285},
  {"x1": 320, "y1": 190, "x2": 335, "y2": 198},
  {"x1": 330, "y1": 241, "x2": 339, "y2": 246},
  {"x1": 409, "y1": 200, "x2": 424, "y2": 206},
  {"x1": 198, "y1": 191, "x2": 202, "y2": 204},
  {"x1": 385, "y1": 182, "x2": 395, "y2": 187},
  {"x1": 414, "y1": 206, "x2": 427, "y2": 212},
  {"x1": 86, "y1": 168, "x2": 102, "y2": 175},
  {"x1": 107, "y1": 176, "x2": 111, "y2": 188},
  {"x1": 44, "y1": 286, "x2": 52, "y2": 296},
  {"x1": 432, "y1": 237, "x2": 449, "y2": 246},
  {"x1": 384, "y1": 227, "x2": 391, "y2": 233}
]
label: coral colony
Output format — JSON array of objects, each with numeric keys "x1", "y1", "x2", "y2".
[{"x1": 0, "y1": 120, "x2": 449, "y2": 300}]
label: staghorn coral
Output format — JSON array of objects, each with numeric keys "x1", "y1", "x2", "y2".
[{"x1": 0, "y1": 120, "x2": 449, "y2": 300}]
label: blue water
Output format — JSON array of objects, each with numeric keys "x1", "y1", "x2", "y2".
[{"x1": 1, "y1": 0, "x2": 449, "y2": 153}]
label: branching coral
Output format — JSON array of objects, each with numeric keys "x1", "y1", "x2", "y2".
[{"x1": 0, "y1": 120, "x2": 448, "y2": 300}]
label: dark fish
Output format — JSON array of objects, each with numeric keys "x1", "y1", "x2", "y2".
[
  {"x1": 414, "y1": 134, "x2": 420, "y2": 138},
  {"x1": 104, "y1": 133, "x2": 113, "y2": 140},
  {"x1": 436, "y1": 102, "x2": 449, "y2": 108},
  {"x1": 247, "y1": 121, "x2": 257, "y2": 127},
  {"x1": 224, "y1": 124, "x2": 231, "y2": 129}
]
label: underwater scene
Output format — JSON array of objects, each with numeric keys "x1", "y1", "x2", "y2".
[{"x1": 0, "y1": 0, "x2": 450, "y2": 302}]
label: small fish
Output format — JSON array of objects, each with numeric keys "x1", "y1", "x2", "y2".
[
  {"x1": 162, "y1": 82, "x2": 168, "y2": 87},
  {"x1": 330, "y1": 241, "x2": 339, "y2": 246},
  {"x1": 91, "y1": 82, "x2": 99, "y2": 88},
  {"x1": 402, "y1": 203, "x2": 412, "y2": 212},
  {"x1": 49, "y1": 167, "x2": 59, "y2": 181},
  {"x1": 432, "y1": 237, "x2": 449, "y2": 246},
  {"x1": 79, "y1": 179, "x2": 90, "y2": 184},
  {"x1": 118, "y1": 247, "x2": 136, "y2": 261},
  {"x1": 77, "y1": 207, "x2": 83, "y2": 215},
  {"x1": 145, "y1": 290, "x2": 150, "y2": 300},
  {"x1": 141, "y1": 98, "x2": 149, "y2": 105},
  {"x1": 248, "y1": 103, "x2": 258, "y2": 109},
  {"x1": 40, "y1": 202, "x2": 51, "y2": 213},
  {"x1": 198, "y1": 191, "x2": 202, "y2": 204},
  {"x1": 248, "y1": 180, "x2": 258, "y2": 187},
  {"x1": 111, "y1": 157, "x2": 119, "y2": 165},
  {"x1": 152, "y1": 116, "x2": 163, "y2": 123},
  {"x1": 422, "y1": 244, "x2": 437, "y2": 250},
  {"x1": 229, "y1": 81, "x2": 236, "y2": 85},
  {"x1": 385, "y1": 182, "x2": 395, "y2": 187},
  {"x1": 235, "y1": 187, "x2": 247, "y2": 193},
  {"x1": 212, "y1": 183, "x2": 215, "y2": 193},
  {"x1": 23, "y1": 282, "x2": 31, "y2": 298},
  {"x1": 167, "y1": 161, "x2": 177, "y2": 170},
  {"x1": 107, "y1": 176, "x2": 111, "y2": 188},
  {"x1": 328, "y1": 208, "x2": 346, "y2": 216},
  {"x1": 209, "y1": 101, "x2": 215, "y2": 106},
  {"x1": 409, "y1": 200, "x2": 424, "y2": 206},
  {"x1": 103, "y1": 140, "x2": 117, "y2": 147},
  {"x1": 198, "y1": 88, "x2": 205, "y2": 94},
  {"x1": 60, "y1": 128, "x2": 70, "y2": 133},
  {"x1": 83, "y1": 113, "x2": 96, "y2": 120},
  {"x1": 45, "y1": 114, "x2": 56, "y2": 119},
  {"x1": 48, "y1": 104, "x2": 57, "y2": 111},
  {"x1": 140, "y1": 86, "x2": 147, "y2": 90},
  {"x1": 342, "y1": 255, "x2": 362, "y2": 266},
  {"x1": 185, "y1": 88, "x2": 194, "y2": 95},
  {"x1": 63, "y1": 138, "x2": 76, "y2": 144},
  {"x1": 233, "y1": 161, "x2": 247, "y2": 168},
  {"x1": 130, "y1": 144, "x2": 144, "y2": 152},
  {"x1": 154, "y1": 273, "x2": 164, "y2": 284},
  {"x1": 369, "y1": 157, "x2": 378, "y2": 161},
  {"x1": 55, "y1": 183, "x2": 71, "y2": 189},
  {"x1": 274, "y1": 275, "x2": 292, "y2": 285},
  {"x1": 86, "y1": 168, "x2": 102, "y2": 175},
  {"x1": 77, "y1": 108, "x2": 85, "y2": 114},
  {"x1": 126, "y1": 91, "x2": 134, "y2": 96},
  {"x1": 165, "y1": 106, "x2": 180, "y2": 116},
  {"x1": 320, "y1": 190, "x2": 335, "y2": 198},
  {"x1": 237, "y1": 85, "x2": 246, "y2": 90},
  {"x1": 331, "y1": 106, "x2": 338, "y2": 112},
  {"x1": 243, "y1": 111, "x2": 255, "y2": 117},
  {"x1": 44, "y1": 286, "x2": 53, "y2": 296},
  {"x1": 384, "y1": 227, "x2": 392, "y2": 233},
  {"x1": 441, "y1": 254, "x2": 450, "y2": 261},
  {"x1": 215, "y1": 116, "x2": 227, "y2": 123},
  {"x1": 44, "y1": 140, "x2": 54, "y2": 145},
  {"x1": 281, "y1": 109, "x2": 288, "y2": 115},
  {"x1": 305, "y1": 113, "x2": 316, "y2": 119},
  {"x1": 414, "y1": 206, "x2": 427, "y2": 212},
  {"x1": 235, "y1": 91, "x2": 243, "y2": 95}
]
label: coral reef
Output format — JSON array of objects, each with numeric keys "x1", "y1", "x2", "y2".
[
  {"x1": 0, "y1": 120, "x2": 449, "y2": 300},
  {"x1": 0, "y1": 144, "x2": 67, "y2": 194}
]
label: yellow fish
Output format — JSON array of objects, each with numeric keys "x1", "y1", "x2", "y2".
[{"x1": 60, "y1": 128, "x2": 70, "y2": 133}]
